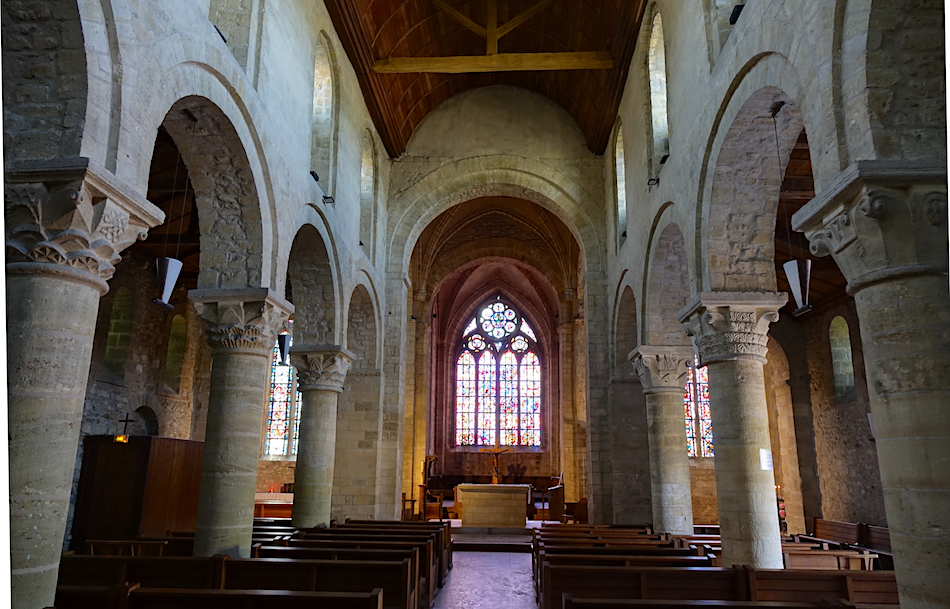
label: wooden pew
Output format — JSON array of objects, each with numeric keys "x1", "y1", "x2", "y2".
[
  {"x1": 58, "y1": 555, "x2": 224, "y2": 589},
  {"x1": 222, "y1": 558, "x2": 413, "y2": 609},
  {"x1": 288, "y1": 538, "x2": 438, "y2": 607},
  {"x1": 562, "y1": 597, "x2": 831, "y2": 609},
  {"x1": 803, "y1": 519, "x2": 860, "y2": 546},
  {"x1": 127, "y1": 587, "x2": 384, "y2": 609},
  {"x1": 255, "y1": 545, "x2": 421, "y2": 608},
  {"x1": 54, "y1": 582, "x2": 137, "y2": 609},
  {"x1": 538, "y1": 565, "x2": 899, "y2": 609},
  {"x1": 782, "y1": 549, "x2": 877, "y2": 571},
  {"x1": 86, "y1": 540, "x2": 168, "y2": 556},
  {"x1": 342, "y1": 519, "x2": 453, "y2": 572},
  {"x1": 297, "y1": 528, "x2": 445, "y2": 585}
]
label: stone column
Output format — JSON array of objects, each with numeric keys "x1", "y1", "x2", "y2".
[
  {"x1": 190, "y1": 289, "x2": 292, "y2": 557},
  {"x1": 792, "y1": 162, "x2": 948, "y2": 608},
  {"x1": 5, "y1": 160, "x2": 164, "y2": 609},
  {"x1": 290, "y1": 345, "x2": 354, "y2": 528},
  {"x1": 679, "y1": 292, "x2": 788, "y2": 569},
  {"x1": 630, "y1": 346, "x2": 694, "y2": 535}
]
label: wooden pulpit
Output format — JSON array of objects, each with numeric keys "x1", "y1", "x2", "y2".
[{"x1": 70, "y1": 435, "x2": 203, "y2": 551}]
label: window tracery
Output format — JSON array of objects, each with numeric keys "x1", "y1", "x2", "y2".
[{"x1": 455, "y1": 300, "x2": 541, "y2": 447}]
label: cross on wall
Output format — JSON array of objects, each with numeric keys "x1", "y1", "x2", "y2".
[{"x1": 118, "y1": 414, "x2": 135, "y2": 435}]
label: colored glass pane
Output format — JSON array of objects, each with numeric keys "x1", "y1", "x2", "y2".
[
  {"x1": 520, "y1": 352, "x2": 541, "y2": 446},
  {"x1": 684, "y1": 358, "x2": 713, "y2": 458},
  {"x1": 456, "y1": 351, "x2": 476, "y2": 445},
  {"x1": 499, "y1": 352, "x2": 518, "y2": 445},
  {"x1": 477, "y1": 350, "x2": 497, "y2": 445},
  {"x1": 266, "y1": 330, "x2": 293, "y2": 456},
  {"x1": 520, "y1": 319, "x2": 537, "y2": 341},
  {"x1": 454, "y1": 299, "x2": 541, "y2": 448}
]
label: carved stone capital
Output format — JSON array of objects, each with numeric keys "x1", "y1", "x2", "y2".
[
  {"x1": 5, "y1": 158, "x2": 164, "y2": 283},
  {"x1": 629, "y1": 346, "x2": 694, "y2": 394},
  {"x1": 290, "y1": 345, "x2": 355, "y2": 392},
  {"x1": 189, "y1": 288, "x2": 294, "y2": 354},
  {"x1": 792, "y1": 160, "x2": 948, "y2": 294},
  {"x1": 678, "y1": 292, "x2": 787, "y2": 366}
]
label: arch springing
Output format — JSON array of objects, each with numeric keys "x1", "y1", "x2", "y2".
[{"x1": 456, "y1": 299, "x2": 541, "y2": 447}]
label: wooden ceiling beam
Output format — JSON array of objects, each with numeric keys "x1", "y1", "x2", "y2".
[
  {"x1": 432, "y1": 0, "x2": 487, "y2": 38},
  {"x1": 373, "y1": 52, "x2": 613, "y2": 74},
  {"x1": 497, "y1": 0, "x2": 555, "y2": 40}
]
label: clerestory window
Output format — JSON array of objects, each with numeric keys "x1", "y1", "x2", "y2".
[{"x1": 455, "y1": 299, "x2": 541, "y2": 447}]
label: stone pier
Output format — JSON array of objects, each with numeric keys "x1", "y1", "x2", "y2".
[
  {"x1": 680, "y1": 292, "x2": 787, "y2": 569},
  {"x1": 290, "y1": 345, "x2": 354, "y2": 528},
  {"x1": 630, "y1": 346, "x2": 694, "y2": 535},
  {"x1": 793, "y1": 162, "x2": 949, "y2": 608},
  {"x1": 190, "y1": 288, "x2": 292, "y2": 557},
  {"x1": 5, "y1": 162, "x2": 163, "y2": 609}
]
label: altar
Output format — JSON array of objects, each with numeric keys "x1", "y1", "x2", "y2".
[{"x1": 456, "y1": 483, "x2": 530, "y2": 528}]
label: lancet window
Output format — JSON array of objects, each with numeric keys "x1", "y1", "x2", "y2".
[
  {"x1": 455, "y1": 299, "x2": 541, "y2": 447},
  {"x1": 265, "y1": 319, "x2": 302, "y2": 458},
  {"x1": 684, "y1": 357, "x2": 714, "y2": 457}
]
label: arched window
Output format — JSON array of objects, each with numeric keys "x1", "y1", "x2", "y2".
[
  {"x1": 829, "y1": 316, "x2": 855, "y2": 402},
  {"x1": 163, "y1": 314, "x2": 187, "y2": 393},
  {"x1": 359, "y1": 130, "x2": 377, "y2": 259},
  {"x1": 615, "y1": 123, "x2": 627, "y2": 248},
  {"x1": 456, "y1": 299, "x2": 541, "y2": 447},
  {"x1": 684, "y1": 357, "x2": 714, "y2": 457},
  {"x1": 311, "y1": 34, "x2": 338, "y2": 195},
  {"x1": 265, "y1": 320, "x2": 302, "y2": 458},
  {"x1": 104, "y1": 287, "x2": 133, "y2": 376},
  {"x1": 648, "y1": 12, "x2": 670, "y2": 171}
]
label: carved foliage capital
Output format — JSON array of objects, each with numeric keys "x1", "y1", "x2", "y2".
[
  {"x1": 290, "y1": 346, "x2": 355, "y2": 392},
  {"x1": 681, "y1": 293, "x2": 786, "y2": 365},
  {"x1": 6, "y1": 163, "x2": 163, "y2": 280},
  {"x1": 192, "y1": 290, "x2": 292, "y2": 353},
  {"x1": 630, "y1": 347, "x2": 693, "y2": 393},
  {"x1": 795, "y1": 164, "x2": 948, "y2": 288}
]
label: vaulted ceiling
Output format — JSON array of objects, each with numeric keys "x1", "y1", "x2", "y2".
[{"x1": 325, "y1": 0, "x2": 648, "y2": 157}]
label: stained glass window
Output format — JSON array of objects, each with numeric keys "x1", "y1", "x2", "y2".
[
  {"x1": 684, "y1": 357, "x2": 713, "y2": 458},
  {"x1": 455, "y1": 298, "x2": 542, "y2": 447},
  {"x1": 265, "y1": 320, "x2": 302, "y2": 458}
]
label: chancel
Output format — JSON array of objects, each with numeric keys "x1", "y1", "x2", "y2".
[{"x1": 3, "y1": 1, "x2": 947, "y2": 609}]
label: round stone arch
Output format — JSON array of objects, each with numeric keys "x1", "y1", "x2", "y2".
[
  {"x1": 387, "y1": 159, "x2": 602, "y2": 277},
  {"x1": 612, "y1": 277, "x2": 639, "y2": 379},
  {"x1": 115, "y1": 35, "x2": 280, "y2": 288},
  {"x1": 693, "y1": 52, "x2": 821, "y2": 288},
  {"x1": 344, "y1": 273, "x2": 382, "y2": 370},
  {"x1": 644, "y1": 221, "x2": 692, "y2": 347},
  {"x1": 699, "y1": 82, "x2": 808, "y2": 292},
  {"x1": 287, "y1": 223, "x2": 339, "y2": 345}
]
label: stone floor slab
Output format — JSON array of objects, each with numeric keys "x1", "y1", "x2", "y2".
[{"x1": 432, "y1": 551, "x2": 537, "y2": 609}]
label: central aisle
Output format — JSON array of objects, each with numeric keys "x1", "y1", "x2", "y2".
[{"x1": 432, "y1": 551, "x2": 537, "y2": 609}]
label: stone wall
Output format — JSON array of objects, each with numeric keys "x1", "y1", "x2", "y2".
[
  {"x1": 1, "y1": 0, "x2": 86, "y2": 163},
  {"x1": 806, "y1": 304, "x2": 886, "y2": 526},
  {"x1": 689, "y1": 459, "x2": 718, "y2": 524},
  {"x1": 256, "y1": 460, "x2": 295, "y2": 492}
]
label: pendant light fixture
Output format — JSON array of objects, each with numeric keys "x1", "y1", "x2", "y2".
[
  {"x1": 153, "y1": 110, "x2": 198, "y2": 310},
  {"x1": 771, "y1": 101, "x2": 813, "y2": 317}
]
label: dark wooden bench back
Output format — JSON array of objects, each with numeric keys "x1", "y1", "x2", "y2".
[{"x1": 811, "y1": 519, "x2": 860, "y2": 545}]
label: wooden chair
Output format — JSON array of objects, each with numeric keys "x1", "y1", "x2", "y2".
[
  {"x1": 400, "y1": 493, "x2": 417, "y2": 521},
  {"x1": 564, "y1": 498, "x2": 589, "y2": 524},
  {"x1": 423, "y1": 491, "x2": 443, "y2": 521},
  {"x1": 547, "y1": 485, "x2": 565, "y2": 523}
]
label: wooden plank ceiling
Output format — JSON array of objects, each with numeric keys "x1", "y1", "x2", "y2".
[{"x1": 324, "y1": 0, "x2": 648, "y2": 157}]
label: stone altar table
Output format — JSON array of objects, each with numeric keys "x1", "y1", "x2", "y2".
[{"x1": 457, "y1": 484, "x2": 530, "y2": 528}]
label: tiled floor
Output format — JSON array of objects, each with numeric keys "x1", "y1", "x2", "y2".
[{"x1": 432, "y1": 552, "x2": 537, "y2": 609}]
